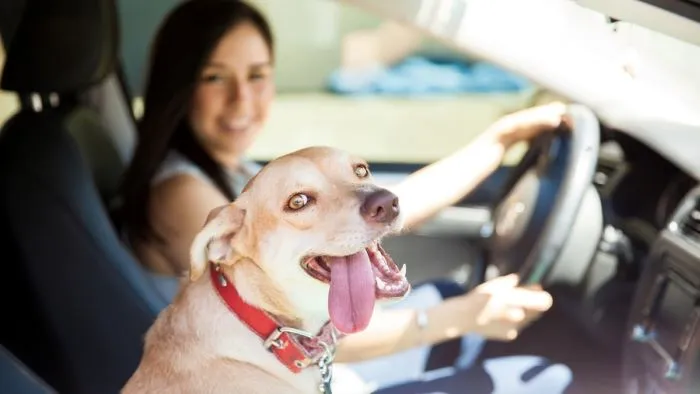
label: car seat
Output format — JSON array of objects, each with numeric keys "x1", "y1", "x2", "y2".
[
  {"x1": 0, "y1": 344, "x2": 57, "y2": 394},
  {"x1": 0, "y1": 0, "x2": 169, "y2": 393}
]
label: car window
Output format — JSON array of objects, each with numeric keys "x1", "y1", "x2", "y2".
[
  {"x1": 0, "y1": 35, "x2": 19, "y2": 129},
  {"x1": 118, "y1": 0, "x2": 561, "y2": 166},
  {"x1": 117, "y1": 0, "x2": 181, "y2": 98}
]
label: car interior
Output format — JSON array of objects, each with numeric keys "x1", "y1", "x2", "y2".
[{"x1": 2, "y1": 0, "x2": 700, "y2": 393}]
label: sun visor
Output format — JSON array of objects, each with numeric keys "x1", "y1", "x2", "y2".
[
  {"x1": 577, "y1": 0, "x2": 700, "y2": 47},
  {"x1": 1, "y1": 0, "x2": 118, "y2": 94}
]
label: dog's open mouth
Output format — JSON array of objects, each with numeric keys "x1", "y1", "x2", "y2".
[{"x1": 301, "y1": 242, "x2": 410, "y2": 334}]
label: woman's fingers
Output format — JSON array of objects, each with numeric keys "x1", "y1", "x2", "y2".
[
  {"x1": 479, "y1": 275, "x2": 553, "y2": 312},
  {"x1": 483, "y1": 326, "x2": 520, "y2": 341},
  {"x1": 474, "y1": 289, "x2": 550, "y2": 330},
  {"x1": 478, "y1": 273, "x2": 519, "y2": 292},
  {"x1": 469, "y1": 275, "x2": 554, "y2": 341},
  {"x1": 505, "y1": 287, "x2": 553, "y2": 311},
  {"x1": 478, "y1": 305, "x2": 545, "y2": 341},
  {"x1": 490, "y1": 102, "x2": 569, "y2": 146},
  {"x1": 505, "y1": 307, "x2": 526, "y2": 322},
  {"x1": 476, "y1": 297, "x2": 527, "y2": 325}
]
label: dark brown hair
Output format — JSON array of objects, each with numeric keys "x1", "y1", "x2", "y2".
[{"x1": 118, "y1": 0, "x2": 274, "y2": 243}]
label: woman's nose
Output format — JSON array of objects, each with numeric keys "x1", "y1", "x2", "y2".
[
  {"x1": 226, "y1": 81, "x2": 253, "y2": 112},
  {"x1": 227, "y1": 79, "x2": 248, "y2": 99}
]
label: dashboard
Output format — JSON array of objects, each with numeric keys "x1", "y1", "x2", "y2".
[
  {"x1": 591, "y1": 129, "x2": 700, "y2": 393},
  {"x1": 623, "y1": 187, "x2": 700, "y2": 393},
  {"x1": 595, "y1": 131, "x2": 696, "y2": 232}
]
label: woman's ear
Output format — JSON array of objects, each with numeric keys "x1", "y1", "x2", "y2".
[{"x1": 189, "y1": 204, "x2": 246, "y2": 281}]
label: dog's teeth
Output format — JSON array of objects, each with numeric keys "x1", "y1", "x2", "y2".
[
  {"x1": 375, "y1": 277, "x2": 386, "y2": 290},
  {"x1": 399, "y1": 264, "x2": 407, "y2": 277}
]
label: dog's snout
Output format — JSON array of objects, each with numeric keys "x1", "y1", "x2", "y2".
[{"x1": 360, "y1": 189, "x2": 399, "y2": 224}]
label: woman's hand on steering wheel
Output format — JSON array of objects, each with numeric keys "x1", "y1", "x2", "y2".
[
  {"x1": 439, "y1": 274, "x2": 553, "y2": 341},
  {"x1": 487, "y1": 101, "x2": 571, "y2": 148}
]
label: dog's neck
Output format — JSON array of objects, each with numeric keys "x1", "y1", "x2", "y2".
[
  {"x1": 157, "y1": 265, "x2": 325, "y2": 391},
  {"x1": 198, "y1": 261, "x2": 342, "y2": 383},
  {"x1": 218, "y1": 259, "x2": 330, "y2": 337}
]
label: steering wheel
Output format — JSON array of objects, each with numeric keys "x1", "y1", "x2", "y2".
[{"x1": 482, "y1": 104, "x2": 600, "y2": 286}]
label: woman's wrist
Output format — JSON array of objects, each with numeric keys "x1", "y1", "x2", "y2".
[
  {"x1": 413, "y1": 309, "x2": 429, "y2": 347},
  {"x1": 482, "y1": 115, "x2": 531, "y2": 151},
  {"x1": 419, "y1": 298, "x2": 470, "y2": 347}
]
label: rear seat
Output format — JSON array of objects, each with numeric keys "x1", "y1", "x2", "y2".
[
  {"x1": 0, "y1": 345, "x2": 57, "y2": 394},
  {"x1": 0, "y1": 0, "x2": 169, "y2": 392}
]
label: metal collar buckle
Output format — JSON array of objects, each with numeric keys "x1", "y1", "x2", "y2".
[
  {"x1": 262, "y1": 327, "x2": 293, "y2": 350},
  {"x1": 263, "y1": 326, "x2": 336, "y2": 393}
]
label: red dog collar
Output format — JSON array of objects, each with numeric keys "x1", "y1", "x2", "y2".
[{"x1": 209, "y1": 263, "x2": 340, "y2": 373}]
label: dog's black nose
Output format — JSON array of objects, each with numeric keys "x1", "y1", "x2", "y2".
[{"x1": 361, "y1": 189, "x2": 400, "y2": 224}]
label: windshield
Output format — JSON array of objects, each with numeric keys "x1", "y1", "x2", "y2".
[
  {"x1": 119, "y1": 0, "x2": 553, "y2": 165},
  {"x1": 339, "y1": 0, "x2": 700, "y2": 129}
]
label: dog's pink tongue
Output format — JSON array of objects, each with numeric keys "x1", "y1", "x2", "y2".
[{"x1": 328, "y1": 250, "x2": 376, "y2": 334}]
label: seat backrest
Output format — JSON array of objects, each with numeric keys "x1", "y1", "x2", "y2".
[
  {"x1": 0, "y1": 0, "x2": 27, "y2": 47},
  {"x1": 3, "y1": 0, "x2": 134, "y2": 201},
  {"x1": 0, "y1": 345, "x2": 57, "y2": 394},
  {"x1": 0, "y1": 0, "x2": 169, "y2": 393},
  {"x1": 64, "y1": 103, "x2": 129, "y2": 201}
]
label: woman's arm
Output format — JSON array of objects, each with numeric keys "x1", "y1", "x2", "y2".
[
  {"x1": 334, "y1": 275, "x2": 552, "y2": 363},
  {"x1": 391, "y1": 102, "x2": 567, "y2": 230},
  {"x1": 390, "y1": 130, "x2": 506, "y2": 230},
  {"x1": 149, "y1": 175, "x2": 230, "y2": 275},
  {"x1": 335, "y1": 104, "x2": 568, "y2": 362},
  {"x1": 333, "y1": 300, "x2": 461, "y2": 363}
]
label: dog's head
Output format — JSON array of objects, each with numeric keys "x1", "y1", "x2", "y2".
[{"x1": 189, "y1": 146, "x2": 410, "y2": 334}]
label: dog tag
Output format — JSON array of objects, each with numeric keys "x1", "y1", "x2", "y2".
[
  {"x1": 317, "y1": 350, "x2": 334, "y2": 393},
  {"x1": 320, "y1": 379, "x2": 333, "y2": 394}
]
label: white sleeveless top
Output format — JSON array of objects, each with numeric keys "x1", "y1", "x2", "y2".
[
  {"x1": 153, "y1": 150, "x2": 262, "y2": 196},
  {"x1": 138, "y1": 151, "x2": 262, "y2": 302}
]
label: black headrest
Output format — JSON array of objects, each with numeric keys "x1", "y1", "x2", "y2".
[
  {"x1": 1, "y1": 0, "x2": 118, "y2": 94},
  {"x1": 0, "y1": 0, "x2": 28, "y2": 48}
]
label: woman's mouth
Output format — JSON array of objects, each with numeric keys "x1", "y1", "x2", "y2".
[{"x1": 219, "y1": 121, "x2": 252, "y2": 134}]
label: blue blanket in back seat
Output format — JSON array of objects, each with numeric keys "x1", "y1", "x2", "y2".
[{"x1": 327, "y1": 56, "x2": 531, "y2": 96}]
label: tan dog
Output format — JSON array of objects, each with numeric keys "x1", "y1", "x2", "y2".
[{"x1": 122, "y1": 146, "x2": 411, "y2": 394}]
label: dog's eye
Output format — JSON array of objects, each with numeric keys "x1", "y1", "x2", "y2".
[
  {"x1": 354, "y1": 164, "x2": 369, "y2": 178},
  {"x1": 287, "y1": 193, "x2": 310, "y2": 210}
]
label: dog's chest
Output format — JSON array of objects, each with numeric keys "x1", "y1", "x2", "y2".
[
  {"x1": 283, "y1": 367, "x2": 326, "y2": 393},
  {"x1": 284, "y1": 364, "x2": 375, "y2": 394}
]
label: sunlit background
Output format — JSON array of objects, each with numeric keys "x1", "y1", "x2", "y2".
[{"x1": 0, "y1": 0, "x2": 567, "y2": 166}]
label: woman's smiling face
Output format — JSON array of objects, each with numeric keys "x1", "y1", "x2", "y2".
[{"x1": 189, "y1": 21, "x2": 275, "y2": 167}]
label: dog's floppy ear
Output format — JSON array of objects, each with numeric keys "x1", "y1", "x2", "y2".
[{"x1": 189, "y1": 204, "x2": 246, "y2": 281}]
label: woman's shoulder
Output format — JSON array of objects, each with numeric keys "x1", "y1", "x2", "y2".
[
  {"x1": 150, "y1": 152, "x2": 228, "y2": 221},
  {"x1": 151, "y1": 169, "x2": 227, "y2": 214},
  {"x1": 226, "y1": 159, "x2": 262, "y2": 196},
  {"x1": 148, "y1": 170, "x2": 229, "y2": 245},
  {"x1": 153, "y1": 151, "x2": 214, "y2": 187},
  {"x1": 241, "y1": 160, "x2": 263, "y2": 175},
  {"x1": 155, "y1": 150, "x2": 261, "y2": 197}
]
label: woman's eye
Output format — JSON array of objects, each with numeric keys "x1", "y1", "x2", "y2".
[
  {"x1": 287, "y1": 193, "x2": 311, "y2": 211},
  {"x1": 202, "y1": 74, "x2": 224, "y2": 83}
]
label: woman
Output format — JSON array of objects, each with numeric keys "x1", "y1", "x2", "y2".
[{"x1": 118, "y1": 0, "x2": 572, "y2": 392}]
